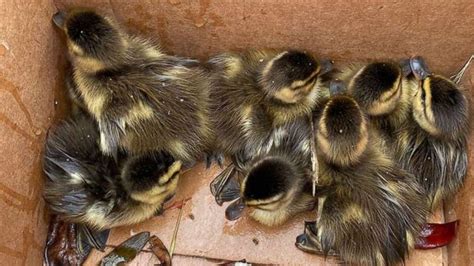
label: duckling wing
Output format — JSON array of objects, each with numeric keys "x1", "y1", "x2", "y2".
[{"x1": 98, "y1": 118, "x2": 126, "y2": 160}]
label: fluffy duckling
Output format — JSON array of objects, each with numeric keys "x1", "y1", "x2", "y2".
[
  {"x1": 333, "y1": 60, "x2": 413, "y2": 146},
  {"x1": 296, "y1": 95, "x2": 427, "y2": 265},
  {"x1": 223, "y1": 118, "x2": 316, "y2": 226},
  {"x1": 342, "y1": 57, "x2": 470, "y2": 209},
  {"x1": 53, "y1": 9, "x2": 211, "y2": 165},
  {"x1": 394, "y1": 56, "x2": 469, "y2": 209},
  {"x1": 208, "y1": 49, "x2": 331, "y2": 156},
  {"x1": 43, "y1": 113, "x2": 181, "y2": 230},
  {"x1": 208, "y1": 50, "x2": 332, "y2": 196}
]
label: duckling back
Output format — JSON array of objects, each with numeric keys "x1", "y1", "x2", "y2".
[{"x1": 54, "y1": 9, "x2": 211, "y2": 165}]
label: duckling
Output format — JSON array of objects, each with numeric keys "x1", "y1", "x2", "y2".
[
  {"x1": 52, "y1": 9, "x2": 211, "y2": 165},
  {"x1": 296, "y1": 95, "x2": 427, "y2": 265},
  {"x1": 43, "y1": 113, "x2": 181, "y2": 230},
  {"x1": 394, "y1": 56, "x2": 469, "y2": 209},
  {"x1": 343, "y1": 57, "x2": 470, "y2": 209},
  {"x1": 224, "y1": 117, "x2": 316, "y2": 226},
  {"x1": 333, "y1": 60, "x2": 414, "y2": 146},
  {"x1": 208, "y1": 50, "x2": 332, "y2": 197}
]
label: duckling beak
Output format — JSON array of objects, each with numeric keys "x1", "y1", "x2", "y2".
[
  {"x1": 53, "y1": 11, "x2": 67, "y2": 28},
  {"x1": 320, "y1": 59, "x2": 334, "y2": 75},
  {"x1": 399, "y1": 58, "x2": 413, "y2": 77},
  {"x1": 225, "y1": 198, "x2": 245, "y2": 221},
  {"x1": 410, "y1": 56, "x2": 431, "y2": 80},
  {"x1": 329, "y1": 79, "x2": 346, "y2": 95}
]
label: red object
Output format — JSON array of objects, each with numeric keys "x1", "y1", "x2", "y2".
[
  {"x1": 164, "y1": 197, "x2": 192, "y2": 211},
  {"x1": 415, "y1": 220, "x2": 459, "y2": 249}
]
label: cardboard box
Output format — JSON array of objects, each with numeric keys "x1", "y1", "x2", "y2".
[{"x1": 1, "y1": 0, "x2": 472, "y2": 264}]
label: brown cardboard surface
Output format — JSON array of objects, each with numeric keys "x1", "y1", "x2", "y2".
[
  {"x1": 0, "y1": 0, "x2": 66, "y2": 264},
  {"x1": 56, "y1": 0, "x2": 474, "y2": 74},
  {"x1": 1, "y1": 0, "x2": 473, "y2": 265}
]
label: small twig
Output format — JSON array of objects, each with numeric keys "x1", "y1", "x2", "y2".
[
  {"x1": 169, "y1": 199, "x2": 186, "y2": 258},
  {"x1": 309, "y1": 114, "x2": 319, "y2": 197},
  {"x1": 450, "y1": 54, "x2": 474, "y2": 84}
]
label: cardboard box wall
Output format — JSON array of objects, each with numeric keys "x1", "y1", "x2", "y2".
[{"x1": 1, "y1": 0, "x2": 473, "y2": 264}]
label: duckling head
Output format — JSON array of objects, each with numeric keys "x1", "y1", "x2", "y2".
[
  {"x1": 411, "y1": 58, "x2": 468, "y2": 139},
  {"x1": 121, "y1": 151, "x2": 181, "y2": 205},
  {"x1": 53, "y1": 9, "x2": 127, "y2": 72},
  {"x1": 316, "y1": 95, "x2": 369, "y2": 167},
  {"x1": 349, "y1": 62, "x2": 403, "y2": 116},
  {"x1": 260, "y1": 51, "x2": 332, "y2": 104},
  {"x1": 226, "y1": 155, "x2": 306, "y2": 226}
]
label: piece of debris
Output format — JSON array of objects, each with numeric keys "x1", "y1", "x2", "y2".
[
  {"x1": 450, "y1": 54, "x2": 473, "y2": 84},
  {"x1": 169, "y1": 199, "x2": 187, "y2": 257},
  {"x1": 164, "y1": 197, "x2": 191, "y2": 211},
  {"x1": 43, "y1": 215, "x2": 91, "y2": 266},
  {"x1": 221, "y1": 259, "x2": 251, "y2": 266},
  {"x1": 415, "y1": 220, "x2": 459, "y2": 249},
  {"x1": 100, "y1": 232, "x2": 150, "y2": 266},
  {"x1": 252, "y1": 238, "x2": 259, "y2": 245},
  {"x1": 149, "y1": 235, "x2": 171, "y2": 266}
]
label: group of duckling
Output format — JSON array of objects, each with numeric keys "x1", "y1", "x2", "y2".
[{"x1": 42, "y1": 7, "x2": 470, "y2": 265}]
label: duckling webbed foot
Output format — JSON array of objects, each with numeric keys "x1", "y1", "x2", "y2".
[
  {"x1": 210, "y1": 163, "x2": 238, "y2": 205},
  {"x1": 77, "y1": 224, "x2": 110, "y2": 252},
  {"x1": 295, "y1": 221, "x2": 339, "y2": 258},
  {"x1": 216, "y1": 175, "x2": 240, "y2": 205}
]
